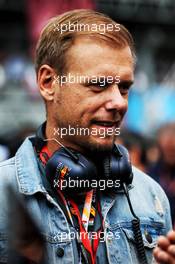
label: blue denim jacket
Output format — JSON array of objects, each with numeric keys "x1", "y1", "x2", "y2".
[{"x1": 0, "y1": 137, "x2": 172, "y2": 263}]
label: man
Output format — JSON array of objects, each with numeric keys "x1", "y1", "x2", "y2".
[{"x1": 0, "y1": 9, "x2": 172, "y2": 264}]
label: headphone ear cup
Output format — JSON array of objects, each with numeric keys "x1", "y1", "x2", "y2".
[
  {"x1": 108, "y1": 144, "x2": 133, "y2": 186},
  {"x1": 45, "y1": 147, "x2": 98, "y2": 195}
]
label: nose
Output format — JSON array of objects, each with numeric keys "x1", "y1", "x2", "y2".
[{"x1": 104, "y1": 84, "x2": 128, "y2": 113}]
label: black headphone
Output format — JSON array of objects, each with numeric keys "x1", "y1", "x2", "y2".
[{"x1": 35, "y1": 122, "x2": 133, "y2": 195}]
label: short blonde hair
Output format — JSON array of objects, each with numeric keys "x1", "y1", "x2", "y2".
[{"x1": 35, "y1": 9, "x2": 135, "y2": 76}]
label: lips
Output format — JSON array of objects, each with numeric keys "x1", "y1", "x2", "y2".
[{"x1": 91, "y1": 120, "x2": 120, "y2": 127}]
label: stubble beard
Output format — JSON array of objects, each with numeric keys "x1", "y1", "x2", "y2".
[
  {"x1": 52, "y1": 117, "x2": 116, "y2": 156},
  {"x1": 73, "y1": 133, "x2": 116, "y2": 158}
]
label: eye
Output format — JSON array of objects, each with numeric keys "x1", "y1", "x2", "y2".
[
  {"x1": 87, "y1": 79, "x2": 110, "y2": 91},
  {"x1": 95, "y1": 81, "x2": 109, "y2": 88},
  {"x1": 118, "y1": 83, "x2": 132, "y2": 95}
]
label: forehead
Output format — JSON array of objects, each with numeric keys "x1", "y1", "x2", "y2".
[{"x1": 66, "y1": 36, "x2": 134, "y2": 77}]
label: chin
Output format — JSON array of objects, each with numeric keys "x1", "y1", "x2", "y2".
[{"x1": 81, "y1": 135, "x2": 115, "y2": 154}]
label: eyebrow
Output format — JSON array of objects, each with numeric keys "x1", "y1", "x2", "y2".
[
  {"x1": 118, "y1": 80, "x2": 134, "y2": 86},
  {"x1": 83, "y1": 75, "x2": 134, "y2": 87}
]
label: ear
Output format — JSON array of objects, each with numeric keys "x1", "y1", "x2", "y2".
[{"x1": 37, "y1": 65, "x2": 58, "y2": 101}]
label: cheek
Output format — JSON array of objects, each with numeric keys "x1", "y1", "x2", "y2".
[
  {"x1": 80, "y1": 98, "x2": 101, "y2": 119},
  {"x1": 59, "y1": 92, "x2": 87, "y2": 120},
  {"x1": 57, "y1": 86, "x2": 103, "y2": 119},
  {"x1": 55, "y1": 87, "x2": 79, "y2": 108}
]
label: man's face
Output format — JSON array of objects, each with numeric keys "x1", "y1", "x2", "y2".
[{"x1": 51, "y1": 37, "x2": 134, "y2": 153}]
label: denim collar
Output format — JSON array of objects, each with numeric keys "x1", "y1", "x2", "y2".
[{"x1": 15, "y1": 137, "x2": 47, "y2": 195}]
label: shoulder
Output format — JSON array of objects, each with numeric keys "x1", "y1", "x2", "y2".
[
  {"x1": 131, "y1": 166, "x2": 172, "y2": 229},
  {"x1": 0, "y1": 137, "x2": 34, "y2": 187},
  {"x1": 0, "y1": 157, "x2": 16, "y2": 186},
  {"x1": 132, "y1": 166, "x2": 166, "y2": 196},
  {"x1": 0, "y1": 157, "x2": 19, "y2": 211},
  {"x1": 0, "y1": 156, "x2": 15, "y2": 167},
  {"x1": 0, "y1": 135, "x2": 34, "y2": 170}
]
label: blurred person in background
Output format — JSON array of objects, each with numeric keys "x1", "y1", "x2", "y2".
[
  {"x1": 117, "y1": 130, "x2": 147, "y2": 172},
  {"x1": 145, "y1": 139, "x2": 160, "y2": 168},
  {"x1": 26, "y1": 0, "x2": 95, "y2": 55},
  {"x1": 0, "y1": 140, "x2": 9, "y2": 162},
  {"x1": 147, "y1": 123, "x2": 175, "y2": 225},
  {"x1": 6, "y1": 125, "x2": 36, "y2": 158}
]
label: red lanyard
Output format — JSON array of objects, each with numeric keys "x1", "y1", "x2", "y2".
[
  {"x1": 39, "y1": 146, "x2": 104, "y2": 264},
  {"x1": 69, "y1": 195, "x2": 103, "y2": 264},
  {"x1": 57, "y1": 188, "x2": 103, "y2": 264},
  {"x1": 39, "y1": 145, "x2": 50, "y2": 165}
]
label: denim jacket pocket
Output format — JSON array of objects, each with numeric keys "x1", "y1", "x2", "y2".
[
  {"x1": 122, "y1": 219, "x2": 165, "y2": 247},
  {"x1": 122, "y1": 219, "x2": 165, "y2": 263},
  {"x1": 106, "y1": 219, "x2": 165, "y2": 264}
]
